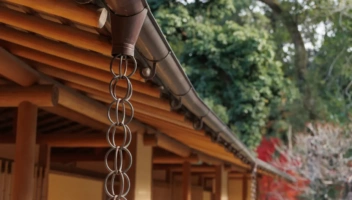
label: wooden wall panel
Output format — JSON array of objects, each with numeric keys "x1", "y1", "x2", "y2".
[
  {"x1": 202, "y1": 191, "x2": 212, "y2": 200},
  {"x1": 48, "y1": 173, "x2": 103, "y2": 200},
  {"x1": 228, "y1": 179, "x2": 243, "y2": 200},
  {"x1": 171, "y1": 181, "x2": 205, "y2": 200},
  {"x1": 152, "y1": 181, "x2": 171, "y2": 200},
  {"x1": 192, "y1": 186, "x2": 204, "y2": 200}
]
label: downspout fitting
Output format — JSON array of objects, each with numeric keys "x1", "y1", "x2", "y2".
[{"x1": 106, "y1": 0, "x2": 147, "y2": 56}]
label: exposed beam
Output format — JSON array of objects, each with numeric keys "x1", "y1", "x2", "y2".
[
  {"x1": 37, "y1": 120, "x2": 75, "y2": 133},
  {"x1": 196, "y1": 151, "x2": 223, "y2": 166},
  {"x1": 196, "y1": 173, "x2": 252, "y2": 179},
  {"x1": 0, "y1": 47, "x2": 39, "y2": 86},
  {"x1": 53, "y1": 124, "x2": 86, "y2": 133},
  {"x1": 226, "y1": 164, "x2": 248, "y2": 173},
  {"x1": 154, "y1": 164, "x2": 216, "y2": 173},
  {"x1": 50, "y1": 151, "x2": 196, "y2": 163},
  {"x1": 37, "y1": 115, "x2": 62, "y2": 127},
  {"x1": 2, "y1": 0, "x2": 100, "y2": 28},
  {"x1": 51, "y1": 153, "x2": 108, "y2": 162},
  {"x1": 88, "y1": 94, "x2": 190, "y2": 129},
  {"x1": 0, "y1": 77, "x2": 13, "y2": 85},
  {"x1": 0, "y1": 133, "x2": 122, "y2": 147},
  {"x1": 65, "y1": 81, "x2": 170, "y2": 111},
  {"x1": 30, "y1": 61, "x2": 160, "y2": 98},
  {"x1": 49, "y1": 153, "x2": 198, "y2": 163},
  {"x1": 0, "y1": 26, "x2": 144, "y2": 82},
  {"x1": 0, "y1": 85, "x2": 58, "y2": 107},
  {"x1": 42, "y1": 133, "x2": 116, "y2": 147},
  {"x1": 0, "y1": 48, "x2": 144, "y2": 133},
  {"x1": 50, "y1": 164, "x2": 106, "y2": 181},
  {"x1": 43, "y1": 106, "x2": 106, "y2": 131},
  {"x1": 134, "y1": 114, "x2": 204, "y2": 137},
  {"x1": 0, "y1": 42, "x2": 157, "y2": 97},
  {"x1": 53, "y1": 85, "x2": 141, "y2": 131},
  {"x1": 174, "y1": 166, "x2": 216, "y2": 173},
  {"x1": 153, "y1": 154, "x2": 199, "y2": 164},
  {"x1": 0, "y1": 6, "x2": 110, "y2": 55},
  {"x1": 137, "y1": 113, "x2": 250, "y2": 169},
  {"x1": 144, "y1": 133, "x2": 191, "y2": 158}
]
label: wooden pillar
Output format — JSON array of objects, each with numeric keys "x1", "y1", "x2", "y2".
[
  {"x1": 12, "y1": 102, "x2": 37, "y2": 200},
  {"x1": 38, "y1": 145, "x2": 51, "y2": 200},
  {"x1": 182, "y1": 161, "x2": 191, "y2": 200},
  {"x1": 214, "y1": 165, "x2": 228, "y2": 200},
  {"x1": 126, "y1": 131, "x2": 153, "y2": 200},
  {"x1": 242, "y1": 175, "x2": 248, "y2": 200}
]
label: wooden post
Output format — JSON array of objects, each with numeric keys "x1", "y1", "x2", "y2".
[
  {"x1": 38, "y1": 145, "x2": 51, "y2": 200},
  {"x1": 242, "y1": 175, "x2": 248, "y2": 200},
  {"x1": 12, "y1": 102, "x2": 37, "y2": 200},
  {"x1": 215, "y1": 165, "x2": 228, "y2": 200},
  {"x1": 182, "y1": 161, "x2": 191, "y2": 200},
  {"x1": 126, "y1": 131, "x2": 153, "y2": 200}
]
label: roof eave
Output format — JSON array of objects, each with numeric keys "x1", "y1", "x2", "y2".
[{"x1": 98, "y1": 0, "x2": 295, "y2": 182}]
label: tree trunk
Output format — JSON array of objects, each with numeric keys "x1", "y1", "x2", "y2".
[
  {"x1": 259, "y1": 0, "x2": 307, "y2": 81},
  {"x1": 259, "y1": 0, "x2": 316, "y2": 119}
]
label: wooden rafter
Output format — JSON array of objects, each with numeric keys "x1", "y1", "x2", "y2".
[
  {"x1": 0, "y1": 42, "x2": 159, "y2": 97},
  {"x1": 88, "y1": 93, "x2": 190, "y2": 129},
  {"x1": 0, "y1": 26, "x2": 144, "y2": 81},
  {"x1": 0, "y1": 6, "x2": 110, "y2": 55},
  {"x1": 154, "y1": 164, "x2": 216, "y2": 173},
  {"x1": 43, "y1": 106, "x2": 106, "y2": 131},
  {"x1": 144, "y1": 133, "x2": 192, "y2": 157},
  {"x1": 0, "y1": 48, "x2": 144, "y2": 132},
  {"x1": 38, "y1": 120, "x2": 74, "y2": 133},
  {"x1": 196, "y1": 151, "x2": 224, "y2": 166},
  {"x1": 153, "y1": 154, "x2": 199, "y2": 164},
  {"x1": 0, "y1": 47, "x2": 39, "y2": 86},
  {"x1": 2, "y1": 0, "x2": 99, "y2": 28},
  {"x1": 65, "y1": 81, "x2": 170, "y2": 111},
  {"x1": 137, "y1": 114, "x2": 249, "y2": 169},
  {"x1": 37, "y1": 115, "x2": 62, "y2": 127},
  {"x1": 33, "y1": 62, "x2": 160, "y2": 98},
  {"x1": 53, "y1": 124, "x2": 87, "y2": 134},
  {"x1": 0, "y1": 85, "x2": 58, "y2": 107},
  {"x1": 0, "y1": 77, "x2": 13, "y2": 85},
  {"x1": 0, "y1": 133, "x2": 122, "y2": 147}
]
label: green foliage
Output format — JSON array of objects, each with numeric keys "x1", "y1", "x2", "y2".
[
  {"x1": 150, "y1": 0, "x2": 294, "y2": 149},
  {"x1": 149, "y1": 0, "x2": 352, "y2": 150}
]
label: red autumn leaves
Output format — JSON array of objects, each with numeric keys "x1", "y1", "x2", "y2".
[{"x1": 257, "y1": 138, "x2": 309, "y2": 200}]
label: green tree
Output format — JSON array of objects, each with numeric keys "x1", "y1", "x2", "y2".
[
  {"x1": 149, "y1": 0, "x2": 295, "y2": 149},
  {"x1": 149, "y1": 0, "x2": 352, "y2": 149},
  {"x1": 259, "y1": 0, "x2": 352, "y2": 126}
]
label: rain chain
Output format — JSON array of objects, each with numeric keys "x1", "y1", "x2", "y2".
[
  {"x1": 104, "y1": 55, "x2": 137, "y2": 200},
  {"x1": 251, "y1": 164, "x2": 258, "y2": 200}
]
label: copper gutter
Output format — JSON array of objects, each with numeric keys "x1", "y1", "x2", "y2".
[{"x1": 102, "y1": 0, "x2": 294, "y2": 182}]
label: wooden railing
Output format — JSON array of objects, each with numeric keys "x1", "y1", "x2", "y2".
[{"x1": 0, "y1": 158, "x2": 46, "y2": 200}]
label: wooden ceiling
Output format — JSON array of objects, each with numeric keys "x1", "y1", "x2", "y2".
[{"x1": 0, "y1": 0, "x2": 252, "y2": 172}]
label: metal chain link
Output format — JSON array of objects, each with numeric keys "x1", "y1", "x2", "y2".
[
  {"x1": 251, "y1": 164, "x2": 258, "y2": 200},
  {"x1": 104, "y1": 55, "x2": 137, "y2": 200}
]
